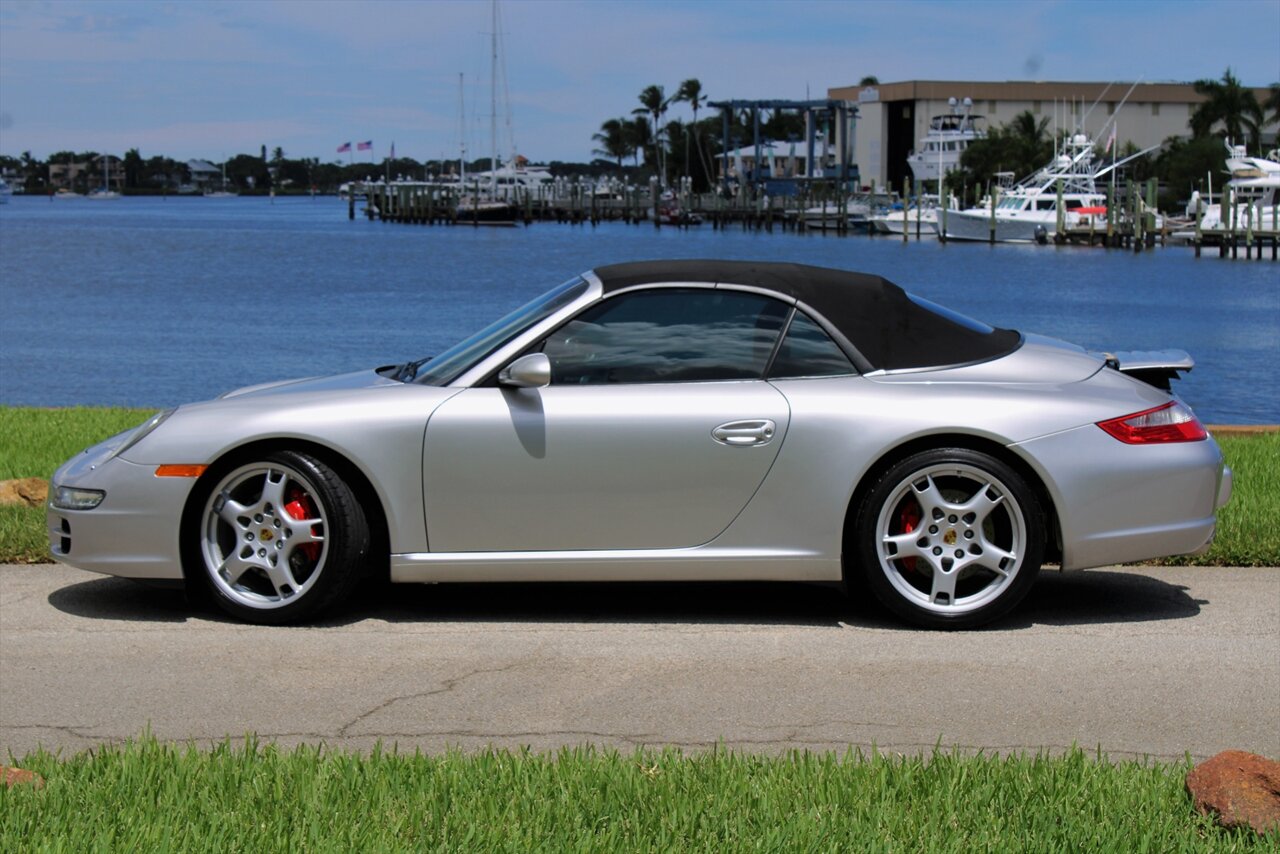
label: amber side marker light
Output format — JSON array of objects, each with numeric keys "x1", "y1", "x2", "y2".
[
  {"x1": 154, "y1": 464, "x2": 209, "y2": 478},
  {"x1": 1097, "y1": 401, "x2": 1208, "y2": 444}
]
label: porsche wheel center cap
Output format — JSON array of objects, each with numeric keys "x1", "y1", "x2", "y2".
[
  {"x1": 943, "y1": 529, "x2": 957, "y2": 546},
  {"x1": 260, "y1": 528, "x2": 274, "y2": 542}
]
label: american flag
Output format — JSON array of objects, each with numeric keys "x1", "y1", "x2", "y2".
[
  {"x1": 336, "y1": 142, "x2": 352, "y2": 153},
  {"x1": 357, "y1": 140, "x2": 373, "y2": 151}
]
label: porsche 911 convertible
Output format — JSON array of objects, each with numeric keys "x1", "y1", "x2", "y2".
[{"x1": 48, "y1": 261, "x2": 1232, "y2": 628}]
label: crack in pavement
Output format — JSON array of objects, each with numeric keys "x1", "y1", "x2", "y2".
[{"x1": 337, "y1": 662, "x2": 528, "y2": 737}]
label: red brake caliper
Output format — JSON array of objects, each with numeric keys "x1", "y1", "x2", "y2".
[
  {"x1": 283, "y1": 486, "x2": 322, "y2": 563},
  {"x1": 898, "y1": 501, "x2": 921, "y2": 573}
]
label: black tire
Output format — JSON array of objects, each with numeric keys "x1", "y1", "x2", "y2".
[
  {"x1": 853, "y1": 448, "x2": 1044, "y2": 629},
  {"x1": 185, "y1": 450, "x2": 370, "y2": 624}
]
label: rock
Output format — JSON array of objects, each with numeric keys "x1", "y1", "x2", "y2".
[
  {"x1": 1, "y1": 765, "x2": 44, "y2": 788},
  {"x1": 1186, "y1": 750, "x2": 1280, "y2": 835},
  {"x1": 0, "y1": 477, "x2": 48, "y2": 508}
]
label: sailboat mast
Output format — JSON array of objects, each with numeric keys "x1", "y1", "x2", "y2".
[
  {"x1": 459, "y1": 72, "x2": 466, "y2": 184},
  {"x1": 490, "y1": 0, "x2": 498, "y2": 192}
]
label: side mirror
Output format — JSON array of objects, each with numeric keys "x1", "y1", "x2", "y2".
[{"x1": 498, "y1": 353, "x2": 551, "y2": 388}]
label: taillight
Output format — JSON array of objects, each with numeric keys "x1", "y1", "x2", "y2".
[{"x1": 1097, "y1": 401, "x2": 1207, "y2": 444}]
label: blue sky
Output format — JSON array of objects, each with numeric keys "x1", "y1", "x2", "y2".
[{"x1": 1, "y1": 0, "x2": 1277, "y2": 164}]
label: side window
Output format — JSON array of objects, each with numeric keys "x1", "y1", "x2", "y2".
[
  {"x1": 768, "y1": 310, "x2": 856, "y2": 379},
  {"x1": 541, "y1": 289, "x2": 789, "y2": 384}
]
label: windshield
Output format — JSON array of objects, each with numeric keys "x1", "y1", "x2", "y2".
[{"x1": 413, "y1": 277, "x2": 590, "y2": 386}]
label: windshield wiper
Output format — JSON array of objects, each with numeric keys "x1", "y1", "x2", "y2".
[{"x1": 394, "y1": 355, "x2": 434, "y2": 382}]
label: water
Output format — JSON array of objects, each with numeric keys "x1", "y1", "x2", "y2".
[{"x1": 1, "y1": 195, "x2": 1276, "y2": 423}]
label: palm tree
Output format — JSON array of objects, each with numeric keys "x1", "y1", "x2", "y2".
[
  {"x1": 674, "y1": 79, "x2": 705, "y2": 122},
  {"x1": 592, "y1": 118, "x2": 631, "y2": 169},
  {"x1": 673, "y1": 78, "x2": 710, "y2": 181},
  {"x1": 1009, "y1": 110, "x2": 1050, "y2": 144},
  {"x1": 633, "y1": 85, "x2": 668, "y2": 180},
  {"x1": 625, "y1": 117, "x2": 652, "y2": 168},
  {"x1": 1191, "y1": 68, "x2": 1264, "y2": 149},
  {"x1": 1265, "y1": 82, "x2": 1280, "y2": 130}
]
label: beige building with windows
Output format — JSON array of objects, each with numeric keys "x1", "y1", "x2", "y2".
[{"x1": 828, "y1": 80, "x2": 1271, "y2": 191}]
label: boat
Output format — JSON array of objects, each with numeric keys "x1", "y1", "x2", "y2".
[
  {"x1": 0, "y1": 177, "x2": 11, "y2": 204},
  {"x1": 465, "y1": 155, "x2": 553, "y2": 201},
  {"x1": 204, "y1": 161, "x2": 238, "y2": 198},
  {"x1": 907, "y1": 97, "x2": 986, "y2": 184},
  {"x1": 941, "y1": 132, "x2": 1152, "y2": 243},
  {"x1": 795, "y1": 199, "x2": 873, "y2": 230},
  {"x1": 1171, "y1": 143, "x2": 1280, "y2": 241},
  {"x1": 455, "y1": 1, "x2": 521, "y2": 226},
  {"x1": 653, "y1": 193, "x2": 703, "y2": 225},
  {"x1": 86, "y1": 155, "x2": 120, "y2": 200},
  {"x1": 52, "y1": 188, "x2": 82, "y2": 199},
  {"x1": 869, "y1": 194, "x2": 956, "y2": 235}
]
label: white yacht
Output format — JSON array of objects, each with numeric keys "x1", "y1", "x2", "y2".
[
  {"x1": 906, "y1": 97, "x2": 986, "y2": 184},
  {"x1": 1174, "y1": 143, "x2": 1280, "y2": 239},
  {"x1": 0, "y1": 177, "x2": 12, "y2": 204},
  {"x1": 797, "y1": 199, "x2": 872, "y2": 230},
  {"x1": 460, "y1": 156, "x2": 554, "y2": 202},
  {"x1": 943, "y1": 134, "x2": 1120, "y2": 243},
  {"x1": 869, "y1": 194, "x2": 957, "y2": 236}
]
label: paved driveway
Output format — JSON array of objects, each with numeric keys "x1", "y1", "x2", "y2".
[{"x1": 2, "y1": 563, "x2": 1277, "y2": 761}]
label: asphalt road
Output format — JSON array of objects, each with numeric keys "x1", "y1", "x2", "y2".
[{"x1": 2, "y1": 563, "x2": 1277, "y2": 762}]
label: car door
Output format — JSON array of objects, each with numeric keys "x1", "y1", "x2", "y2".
[{"x1": 422, "y1": 287, "x2": 793, "y2": 553}]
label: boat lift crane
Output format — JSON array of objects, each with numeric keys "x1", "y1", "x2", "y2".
[{"x1": 708, "y1": 99, "x2": 858, "y2": 194}]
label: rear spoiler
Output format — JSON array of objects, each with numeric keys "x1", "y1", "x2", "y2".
[{"x1": 1095, "y1": 349, "x2": 1194, "y2": 392}]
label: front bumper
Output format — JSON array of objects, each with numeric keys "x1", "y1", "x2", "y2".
[{"x1": 47, "y1": 453, "x2": 192, "y2": 580}]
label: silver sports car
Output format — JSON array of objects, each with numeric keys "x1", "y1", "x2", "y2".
[{"x1": 48, "y1": 261, "x2": 1232, "y2": 628}]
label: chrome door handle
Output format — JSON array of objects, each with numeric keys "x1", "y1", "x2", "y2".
[{"x1": 711, "y1": 419, "x2": 777, "y2": 446}]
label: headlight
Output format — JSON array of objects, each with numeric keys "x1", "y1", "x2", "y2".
[
  {"x1": 51, "y1": 485, "x2": 106, "y2": 510},
  {"x1": 110, "y1": 408, "x2": 175, "y2": 460}
]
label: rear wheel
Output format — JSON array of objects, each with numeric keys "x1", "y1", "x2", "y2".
[
  {"x1": 855, "y1": 448, "x2": 1043, "y2": 629},
  {"x1": 192, "y1": 450, "x2": 369, "y2": 624}
]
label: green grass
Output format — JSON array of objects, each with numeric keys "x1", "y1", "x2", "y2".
[
  {"x1": 0, "y1": 407, "x2": 156, "y2": 564},
  {"x1": 1, "y1": 737, "x2": 1272, "y2": 851},
  {"x1": 1157, "y1": 430, "x2": 1279, "y2": 567},
  {"x1": 0, "y1": 406, "x2": 1276, "y2": 566},
  {"x1": 0, "y1": 406, "x2": 158, "y2": 481}
]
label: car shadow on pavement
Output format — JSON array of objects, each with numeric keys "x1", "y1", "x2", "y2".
[
  {"x1": 997, "y1": 568, "x2": 1206, "y2": 628},
  {"x1": 47, "y1": 568, "x2": 1204, "y2": 630}
]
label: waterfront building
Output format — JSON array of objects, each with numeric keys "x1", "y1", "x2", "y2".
[
  {"x1": 186, "y1": 159, "x2": 221, "y2": 191},
  {"x1": 829, "y1": 80, "x2": 1275, "y2": 191}
]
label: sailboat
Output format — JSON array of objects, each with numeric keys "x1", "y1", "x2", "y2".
[
  {"x1": 456, "y1": 0, "x2": 520, "y2": 226},
  {"x1": 204, "y1": 160, "x2": 238, "y2": 198},
  {"x1": 86, "y1": 155, "x2": 121, "y2": 200}
]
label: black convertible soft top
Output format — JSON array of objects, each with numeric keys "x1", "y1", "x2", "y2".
[{"x1": 592, "y1": 260, "x2": 1022, "y2": 372}]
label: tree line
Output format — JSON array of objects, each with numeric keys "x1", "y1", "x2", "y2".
[{"x1": 0, "y1": 146, "x2": 624, "y2": 195}]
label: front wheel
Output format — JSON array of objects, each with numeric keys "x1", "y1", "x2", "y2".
[
  {"x1": 190, "y1": 450, "x2": 369, "y2": 624},
  {"x1": 854, "y1": 448, "x2": 1044, "y2": 629}
]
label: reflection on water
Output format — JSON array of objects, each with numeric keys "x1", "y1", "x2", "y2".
[{"x1": 1, "y1": 195, "x2": 1276, "y2": 423}]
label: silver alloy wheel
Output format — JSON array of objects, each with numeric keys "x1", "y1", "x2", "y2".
[
  {"x1": 200, "y1": 461, "x2": 329, "y2": 610},
  {"x1": 874, "y1": 462, "x2": 1026, "y2": 616}
]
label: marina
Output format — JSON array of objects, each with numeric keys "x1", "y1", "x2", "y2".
[
  {"x1": 0, "y1": 193, "x2": 1275, "y2": 424},
  {"x1": 349, "y1": 172, "x2": 1280, "y2": 259}
]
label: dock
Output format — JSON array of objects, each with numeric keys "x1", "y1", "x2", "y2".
[{"x1": 349, "y1": 178, "x2": 1277, "y2": 259}]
